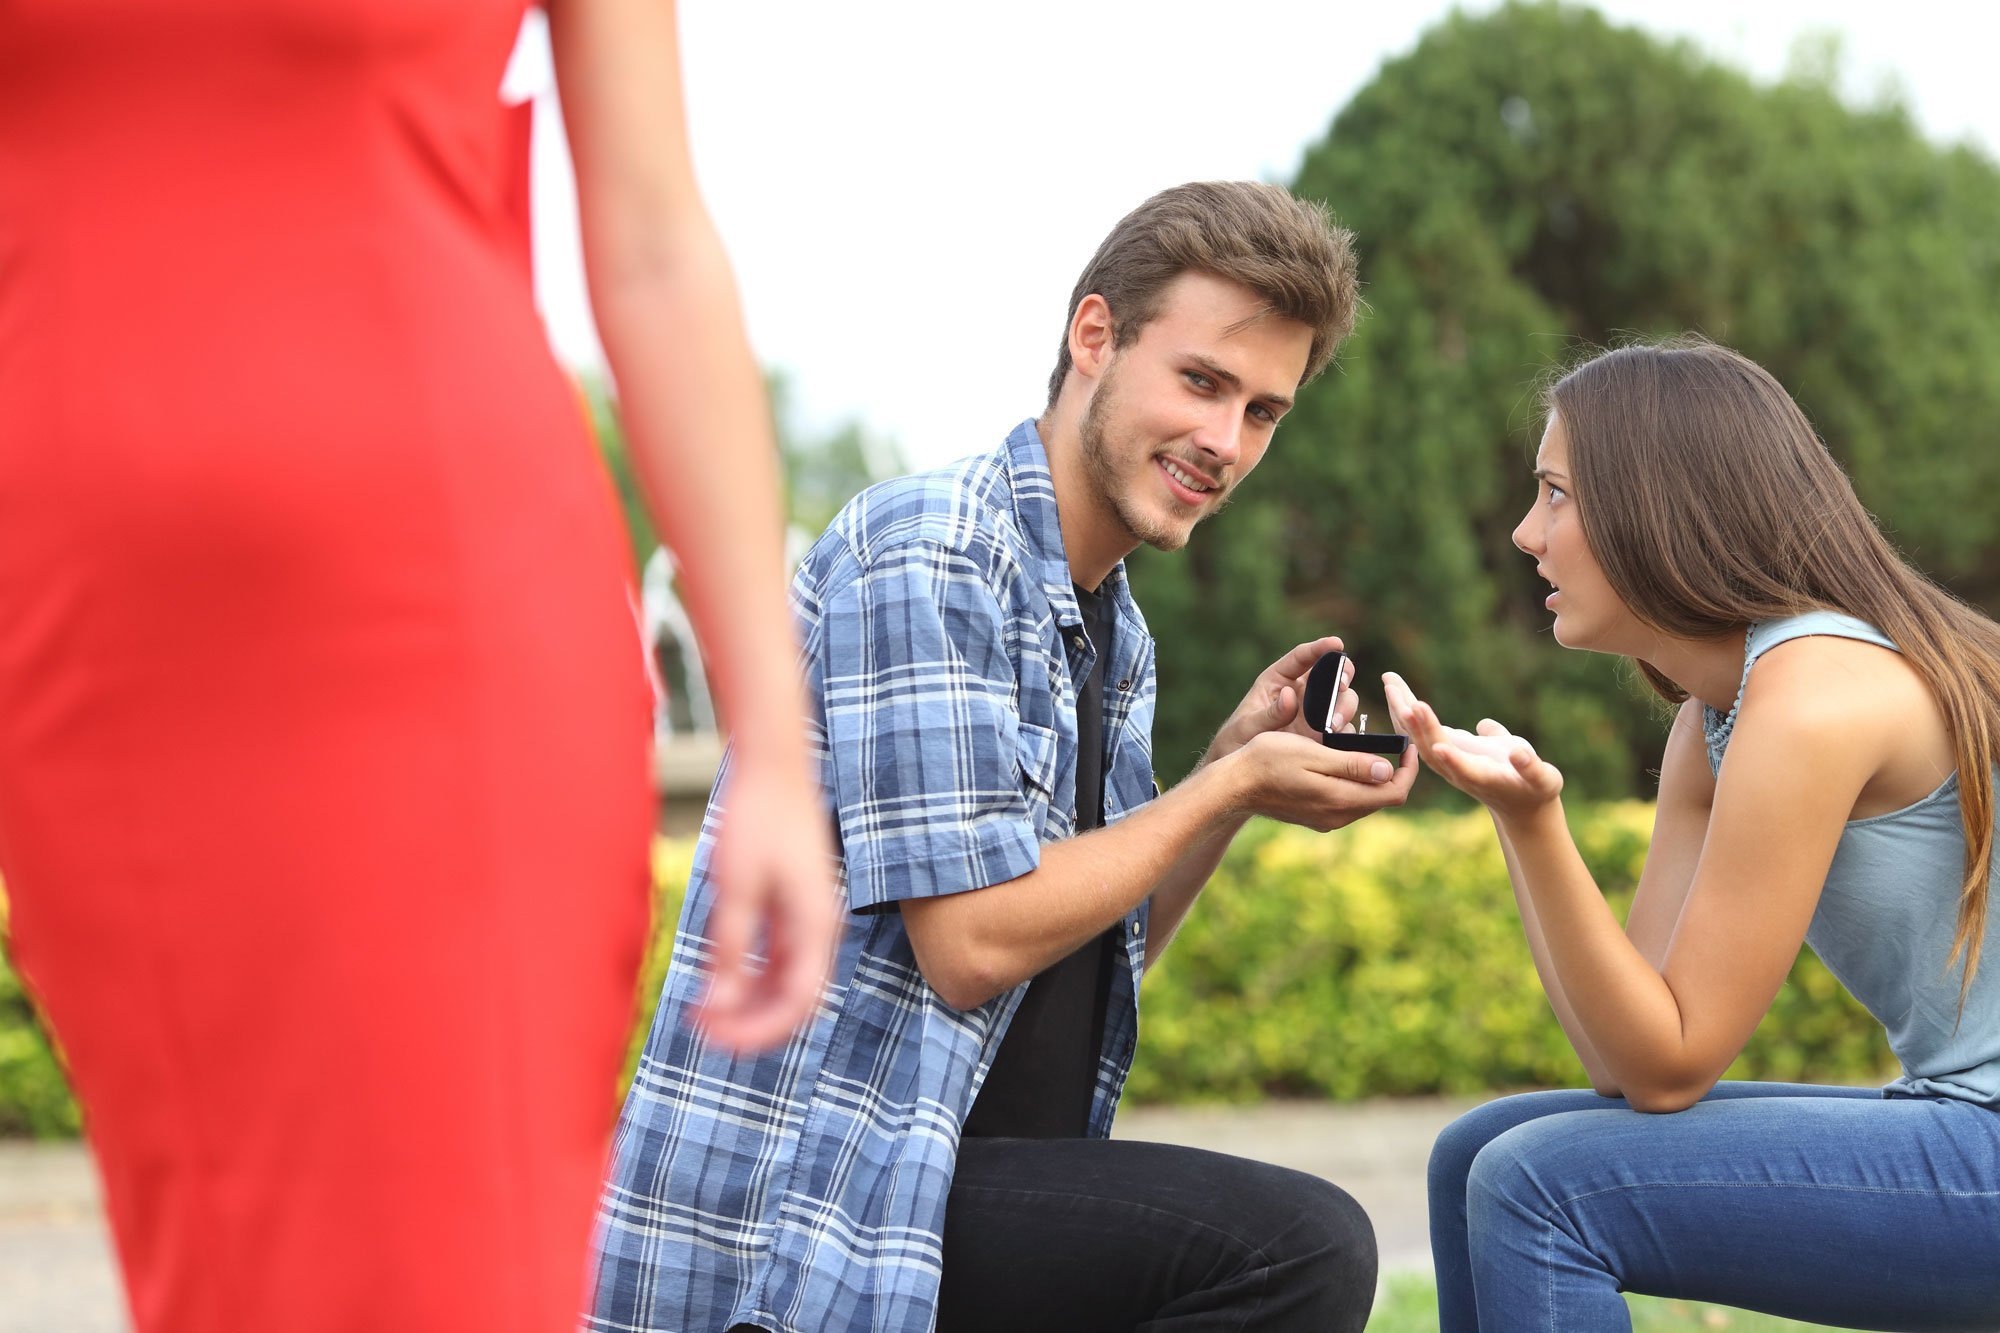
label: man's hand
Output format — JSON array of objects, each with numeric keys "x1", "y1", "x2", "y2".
[
  {"x1": 1218, "y1": 729, "x2": 1418, "y2": 832},
  {"x1": 1203, "y1": 636, "x2": 1360, "y2": 766}
]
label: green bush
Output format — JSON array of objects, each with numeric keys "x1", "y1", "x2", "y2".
[
  {"x1": 0, "y1": 808, "x2": 1898, "y2": 1137},
  {"x1": 1125, "y1": 803, "x2": 1893, "y2": 1102},
  {"x1": 0, "y1": 906, "x2": 83, "y2": 1138}
]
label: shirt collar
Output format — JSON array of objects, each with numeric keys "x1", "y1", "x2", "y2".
[{"x1": 1005, "y1": 417, "x2": 1137, "y2": 633}]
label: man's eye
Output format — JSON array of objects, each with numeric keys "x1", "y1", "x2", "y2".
[
  {"x1": 1249, "y1": 404, "x2": 1276, "y2": 424},
  {"x1": 1184, "y1": 372, "x2": 1213, "y2": 392}
]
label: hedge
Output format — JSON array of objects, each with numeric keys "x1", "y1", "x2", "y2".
[
  {"x1": 1121, "y1": 803, "x2": 1893, "y2": 1102},
  {"x1": 0, "y1": 805, "x2": 1894, "y2": 1137}
]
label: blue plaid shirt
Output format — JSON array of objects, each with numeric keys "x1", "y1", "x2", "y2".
[{"x1": 588, "y1": 421, "x2": 1160, "y2": 1333}]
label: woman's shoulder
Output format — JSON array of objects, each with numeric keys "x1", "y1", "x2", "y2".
[
  {"x1": 1737, "y1": 613, "x2": 1915, "y2": 735},
  {"x1": 1741, "y1": 626, "x2": 1961, "y2": 820},
  {"x1": 1705, "y1": 614, "x2": 1902, "y2": 763},
  {"x1": 1744, "y1": 629, "x2": 1908, "y2": 707}
]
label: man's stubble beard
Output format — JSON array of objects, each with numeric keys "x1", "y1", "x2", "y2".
[{"x1": 1077, "y1": 366, "x2": 1232, "y2": 556}]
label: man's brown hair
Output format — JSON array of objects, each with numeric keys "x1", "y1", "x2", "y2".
[{"x1": 1045, "y1": 181, "x2": 1360, "y2": 409}]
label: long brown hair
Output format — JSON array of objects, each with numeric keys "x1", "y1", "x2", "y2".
[{"x1": 1549, "y1": 336, "x2": 2000, "y2": 1000}]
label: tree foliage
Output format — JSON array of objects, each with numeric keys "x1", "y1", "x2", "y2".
[
  {"x1": 1134, "y1": 1, "x2": 2000, "y2": 795},
  {"x1": 587, "y1": 371, "x2": 904, "y2": 575}
]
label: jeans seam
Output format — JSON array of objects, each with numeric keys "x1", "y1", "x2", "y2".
[
  {"x1": 1549, "y1": 1179, "x2": 2000, "y2": 1211},
  {"x1": 1544, "y1": 1205, "x2": 1557, "y2": 1333}
]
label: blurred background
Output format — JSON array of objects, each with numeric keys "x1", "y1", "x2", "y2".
[
  {"x1": 529, "y1": 0, "x2": 2000, "y2": 806},
  {"x1": 5, "y1": 3, "x2": 1998, "y2": 1328}
]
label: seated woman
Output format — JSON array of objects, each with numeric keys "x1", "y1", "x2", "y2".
[{"x1": 1385, "y1": 339, "x2": 2000, "y2": 1331}]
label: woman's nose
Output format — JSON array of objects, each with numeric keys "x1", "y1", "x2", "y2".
[{"x1": 1512, "y1": 508, "x2": 1541, "y2": 556}]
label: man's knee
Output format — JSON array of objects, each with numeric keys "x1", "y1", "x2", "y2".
[{"x1": 1249, "y1": 1167, "x2": 1379, "y2": 1319}]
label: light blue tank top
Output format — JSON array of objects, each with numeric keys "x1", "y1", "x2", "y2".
[{"x1": 1702, "y1": 610, "x2": 2000, "y2": 1106}]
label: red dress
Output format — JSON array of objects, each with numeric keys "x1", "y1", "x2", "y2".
[{"x1": 0, "y1": 4, "x2": 654, "y2": 1329}]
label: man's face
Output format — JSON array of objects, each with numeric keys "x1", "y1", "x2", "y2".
[{"x1": 1077, "y1": 271, "x2": 1314, "y2": 553}]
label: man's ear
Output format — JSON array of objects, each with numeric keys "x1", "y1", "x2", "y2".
[{"x1": 1068, "y1": 293, "x2": 1116, "y2": 383}]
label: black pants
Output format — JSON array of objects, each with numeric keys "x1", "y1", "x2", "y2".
[{"x1": 935, "y1": 1137, "x2": 1378, "y2": 1332}]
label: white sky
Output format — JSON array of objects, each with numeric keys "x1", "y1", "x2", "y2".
[{"x1": 515, "y1": 2, "x2": 1998, "y2": 472}]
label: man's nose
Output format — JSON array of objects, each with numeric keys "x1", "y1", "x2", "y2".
[{"x1": 1192, "y1": 403, "x2": 1244, "y2": 466}]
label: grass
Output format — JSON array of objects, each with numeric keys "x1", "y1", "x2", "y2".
[{"x1": 1369, "y1": 1274, "x2": 1837, "y2": 1331}]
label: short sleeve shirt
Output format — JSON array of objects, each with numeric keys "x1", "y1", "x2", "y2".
[
  {"x1": 961, "y1": 580, "x2": 1120, "y2": 1139},
  {"x1": 587, "y1": 421, "x2": 1160, "y2": 1333}
]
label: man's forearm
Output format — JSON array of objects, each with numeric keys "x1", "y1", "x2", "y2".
[
  {"x1": 1140, "y1": 810, "x2": 1249, "y2": 969},
  {"x1": 901, "y1": 722, "x2": 1410, "y2": 1008},
  {"x1": 901, "y1": 758, "x2": 1247, "y2": 1009}
]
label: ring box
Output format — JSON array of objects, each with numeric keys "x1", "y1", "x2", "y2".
[{"x1": 1302, "y1": 652, "x2": 1409, "y2": 757}]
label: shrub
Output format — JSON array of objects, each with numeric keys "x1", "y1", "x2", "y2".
[
  {"x1": 0, "y1": 901, "x2": 82, "y2": 1138},
  {"x1": 1123, "y1": 803, "x2": 1894, "y2": 1102}
]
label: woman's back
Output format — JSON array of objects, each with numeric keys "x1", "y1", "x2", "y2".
[{"x1": 0, "y1": 0, "x2": 569, "y2": 483}]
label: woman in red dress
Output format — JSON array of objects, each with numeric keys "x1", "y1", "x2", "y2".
[{"x1": 0, "y1": 3, "x2": 836, "y2": 1329}]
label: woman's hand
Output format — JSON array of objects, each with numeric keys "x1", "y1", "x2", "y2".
[
  {"x1": 1382, "y1": 672, "x2": 1563, "y2": 819},
  {"x1": 701, "y1": 763, "x2": 840, "y2": 1052}
]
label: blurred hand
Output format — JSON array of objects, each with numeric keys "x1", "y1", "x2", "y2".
[
  {"x1": 1382, "y1": 672, "x2": 1563, "y2": 819},
  {"x1": 1220, "y1": 728, "x2": 1416, "y2": 832},
  {"x1": 699, "y1": 766, "x2": 841, "y2": 1051},
  {"x1": 1204, "y1": 635, "x2": 1360, "y2": 766}
]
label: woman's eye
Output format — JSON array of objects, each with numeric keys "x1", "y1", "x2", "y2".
[{"x1": 1546, "y1": 484, "x2": 1567, "y2": 504}]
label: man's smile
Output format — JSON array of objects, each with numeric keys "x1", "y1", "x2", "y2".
[{"x1": 1157, "y1": 456, "x2": 1220, "y2": 504}]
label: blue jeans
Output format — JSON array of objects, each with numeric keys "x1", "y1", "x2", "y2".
[{"x1": 1428, "y1": 1082, "x2": 2000, "y2": 1331}]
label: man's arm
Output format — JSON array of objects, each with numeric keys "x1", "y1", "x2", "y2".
[{"x1": 903, "y1": 726, "x2": 1414, "y2": 1010}]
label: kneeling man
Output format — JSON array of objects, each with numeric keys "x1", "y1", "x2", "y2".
[{"x1": 588, "y1": 181, "x2": 1415, "y2": 1333}]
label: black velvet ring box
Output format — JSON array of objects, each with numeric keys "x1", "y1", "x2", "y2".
[{"x1": 1303, "y1": 652, "x2": 1410, "y2": 757}]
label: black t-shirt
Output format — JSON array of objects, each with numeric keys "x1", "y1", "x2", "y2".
[{"x1": 961, "y1": 584, "x2": 1120, "y2": 1139}]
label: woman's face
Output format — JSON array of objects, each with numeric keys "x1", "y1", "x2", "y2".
[{"x1": 1512, "y1": 414, "x2": 1634, "y2": 652}]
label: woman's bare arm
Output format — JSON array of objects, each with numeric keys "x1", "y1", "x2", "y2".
[{"x1": 549, "y1": 0, "x2": 837, "y2": 1049}]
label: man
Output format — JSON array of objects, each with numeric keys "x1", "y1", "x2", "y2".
[{"x1": 588, "y1": 181, "x2": 1416, "y2": 1333}]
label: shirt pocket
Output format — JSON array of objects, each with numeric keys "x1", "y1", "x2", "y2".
[{"x1": 1015, "y1": 718, "x2": 1063, "y2": 803}]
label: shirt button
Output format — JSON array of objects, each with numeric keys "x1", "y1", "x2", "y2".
[
  {"x1": 1129, "y1": 920, "x2": 1141, "y2": 937},
  {"x1": 1116, "y1": 678, "x2": 1132, "y2": 692}
]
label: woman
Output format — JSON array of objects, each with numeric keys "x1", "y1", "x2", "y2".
[
  {"x1": 1386, "y1": 340, "x2": 2000, "y2": 1330},
  {"x1": 0, "y1": 3, "x2": 834, "y2": 1330}
]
